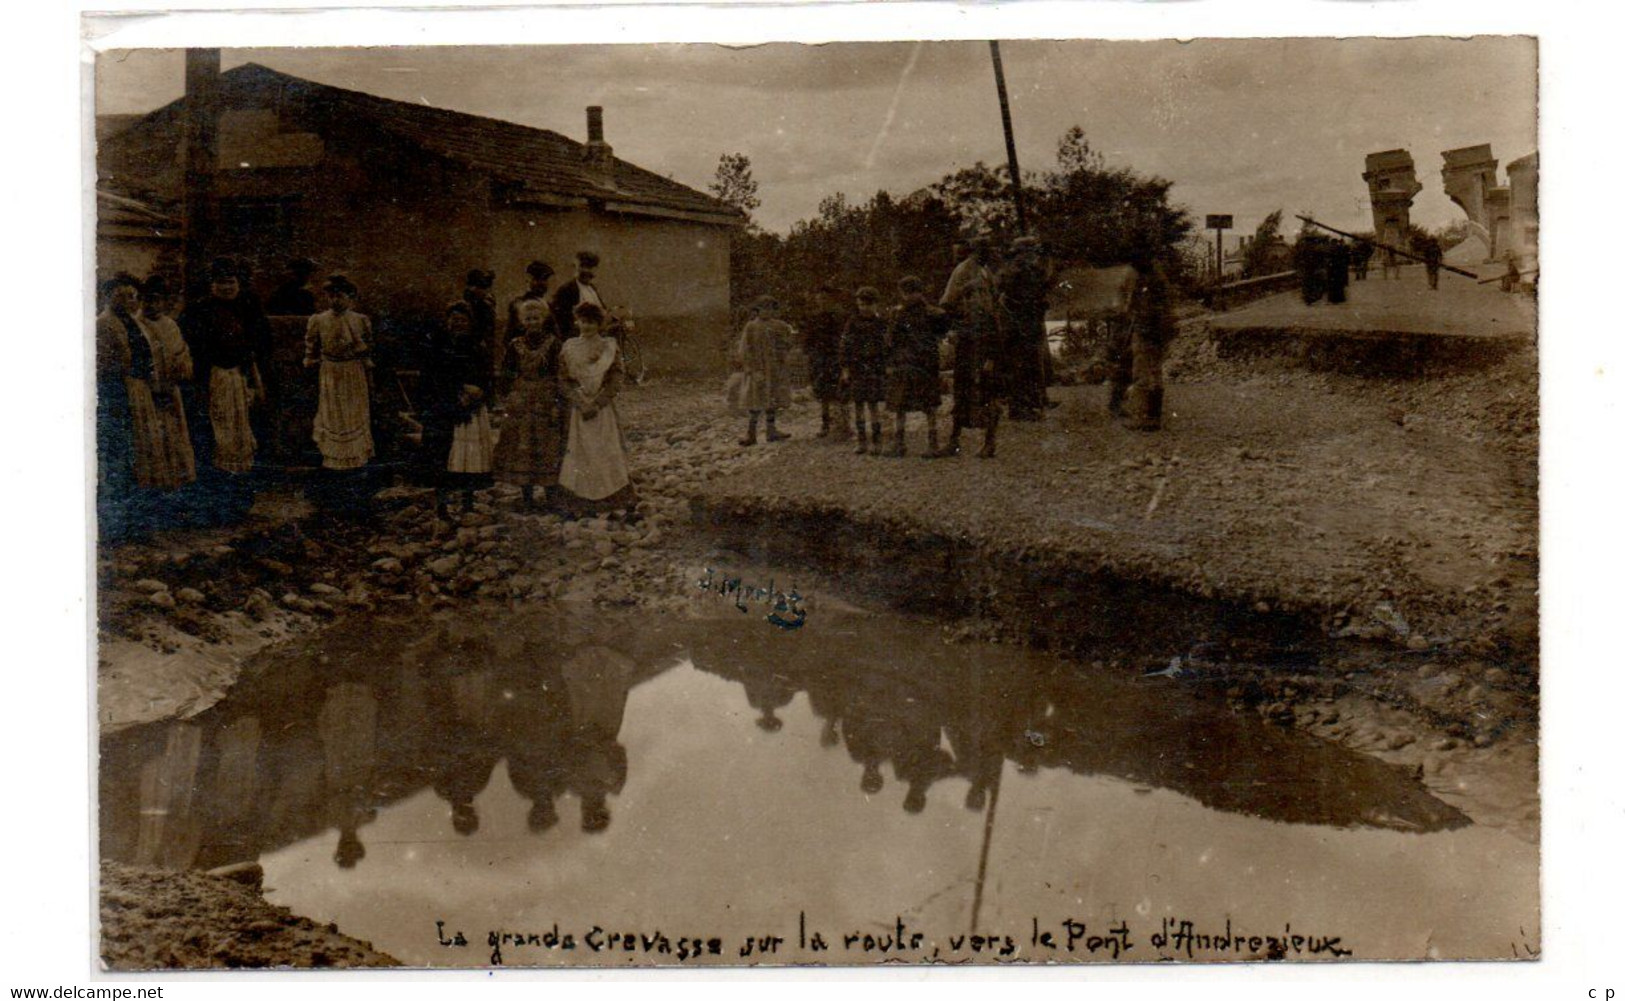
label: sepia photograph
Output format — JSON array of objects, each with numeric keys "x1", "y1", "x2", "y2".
[{"x1": 84, "y1": 30, "x2": 1540, "y2": 971}]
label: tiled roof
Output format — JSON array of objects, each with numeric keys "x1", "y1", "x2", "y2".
[{"x1": 127, "y1": 62, "x2": 742, "y2": 225}]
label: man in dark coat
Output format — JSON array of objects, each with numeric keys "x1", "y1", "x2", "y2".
[
  {"x1": 462, "y1": 267, "x2": 498, "y2": 381},
  {"x1": 997, "y1": 236, "x2": 1051, "y2": 420},
  {"x1": 550, "y1": 251, "x2": 606, "y2": 341},
  {"x1": 1421, "y1": 237, "x2": 1443, "y2": 290},
  {"x1": 1326, "y1": 240, "x2": 1351, "y2": 304},
  {"x1": 266, "y1": 257, "x2": 318, "y2": 316},
  {"x1": 800, "y1": 284, "x2": 850, "y2": 440}
]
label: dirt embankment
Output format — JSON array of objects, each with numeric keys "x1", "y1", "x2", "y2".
[{"x1": 100, "y1": 862, "x2": 398, "y2": 970}]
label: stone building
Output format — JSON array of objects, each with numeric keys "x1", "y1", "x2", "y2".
[
  {"x1": 1362, "y1": 149, "x2": 1424, "y2": 253},
  {"x1": 96, "y1": 61, "x2": 744, "y2": 373},
  {"x1": 1441, "y1": 144, "x2": 1538, "y2": 268}
]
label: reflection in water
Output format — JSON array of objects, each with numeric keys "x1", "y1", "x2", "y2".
[
  {"x1": 99, "y1": 603, "x2": 1521, "y2": 965},
  {"x1": 687, "y1": 622, "x2": 1469, "y2": 833}
]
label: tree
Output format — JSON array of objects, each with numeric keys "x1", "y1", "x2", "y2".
[
  {"x1": 1241, "y1": 209, "x2": 1284, "y2": 278},
  {"x1": 709, "y1": 153, "x2": 762, "y2": 227},
  {"x1": 1055, "y1": 126, "x2": 1104, "y2": 175}
]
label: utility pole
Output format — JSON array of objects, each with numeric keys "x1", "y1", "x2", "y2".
[
  {"x1": 183, "y1": 48, "x2": 222, "y2": 296},
  {"x1": 989, "y1": 41, "x2": 1028, "y2": 234}
]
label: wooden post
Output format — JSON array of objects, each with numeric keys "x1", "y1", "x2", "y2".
[
  {"x1": 989, "y1": 41, "x2": 1028, "y2": 234},
  {"x1": 183, "y1": 48, "x2": 222, "y2": 297}
]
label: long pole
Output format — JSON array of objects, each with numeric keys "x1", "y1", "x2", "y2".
[
  {"x1": 1295, "y1": 214, "x2": 1479, "y2": 279},
  {"x1": 969, "y1": 759, "x2": 1003, "y2": 934},
  {"x1": 989, "y1": 41, "x2": 1028, "y2": 234},
  {"x1": 183, "y1": 48, "x2": 222, "y2": 296}
]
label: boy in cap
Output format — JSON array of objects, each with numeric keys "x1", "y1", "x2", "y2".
[
  {"x1": 800, "y1": 284, "x2": 851, "y2": 440},
  {"x1": 884, "y1": 276, "x2": 949, "y2": 457},
  {"x1": 734, "y1": 295, "x2": 795, "y2": 446},
  {"x1": 840, "y1": 286, "x2": 889, "y2": 454}
]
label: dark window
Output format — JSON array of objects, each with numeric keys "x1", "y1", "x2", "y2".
[{"x1": 219, "y1": 197, "x2": 297, "y2": 244}]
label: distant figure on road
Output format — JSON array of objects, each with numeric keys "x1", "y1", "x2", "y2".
[
  {"x1": 1326, "y1": 240, "x2": 1351, "y2": 304},
  {"x1": 1295, "y1": 236, "x2": 1327, "y2": 305},
  {"x1": 1421, "y1": 237, "x2": 1443, "y2": 290},
  {"x1": 1352, "y1": 240, "x2": 1374, "y2": 281},
  {"x1": 840, "y1": 286, "x2": 889, "y2": 455},
  {"x1": 1380, "y1": 237, "x2": 1401, "y2": 280},
  {"x1": 1500, "y1": 253, "x2": 1521, "y2": 293}
]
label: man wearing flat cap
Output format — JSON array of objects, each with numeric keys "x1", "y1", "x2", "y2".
[{"x1": 551, "y1": 251, "x2": 606, "y2": 341}]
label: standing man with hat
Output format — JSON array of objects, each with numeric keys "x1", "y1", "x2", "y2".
[
  {"x1": 934, "y1": 235, "x2": 1006, "y2": 459},
  {"x1": 551, "y1": 251, "x2": 606, "y2": 341}
]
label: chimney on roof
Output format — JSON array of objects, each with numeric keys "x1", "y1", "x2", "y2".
[{"x1": 584, "y1": 105, "x2": 616, "y2": 191}]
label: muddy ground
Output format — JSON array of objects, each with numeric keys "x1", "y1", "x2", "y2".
[{"x1": 95, "y1": 313, "x2": 1539, "y2": 964}]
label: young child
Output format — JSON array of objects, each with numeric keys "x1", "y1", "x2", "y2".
[
  {"x1": 839, "y1": 286, "x2": 889, "y2": 455},
  {"x1": 884, "y1": 276, "x2": 949, "y2": 457},
  {"x1": 734, "y1": 295, "x2": 794, "y2": 446}
]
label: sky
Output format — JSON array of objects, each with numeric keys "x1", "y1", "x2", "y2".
[{"x1": 95, "y1": 37, "x2": 1536, "y2": 239}]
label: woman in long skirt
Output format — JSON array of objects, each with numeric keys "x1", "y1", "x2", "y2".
[
  {"x1": 424, "y1": 302, "x2": 494, "y2": 517},
  {"x1": 132, "y1": 276, "x2": 197, "y2": 492},
  {"x1": 95, "y1": 274, "x2": 149, "y2": 539},
  {"x1": 558, "y1": 303, "x2": 635, "y2": 513},
  {"x1": 492, "y1": 299, "x2": 563, "y2": 509},
  {"x1": 303, "y1": 274, "x2": 375, "y2": 470}
]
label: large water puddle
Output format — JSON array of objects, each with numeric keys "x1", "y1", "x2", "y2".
[{"x1": 99, "y1": 597, "x2": 1537, "y2": 966}]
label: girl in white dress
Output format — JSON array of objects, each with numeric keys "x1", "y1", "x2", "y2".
[{"x1": 303, "y1": 275, "x2": 375, "y2": 470}]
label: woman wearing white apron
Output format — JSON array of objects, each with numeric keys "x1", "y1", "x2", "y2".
[{"x1": 557, "y1": 302, "x2": 637, "y2": 514}]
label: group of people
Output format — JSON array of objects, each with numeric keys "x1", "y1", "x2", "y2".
[
  {"x1": 732, "y1": 231, "x2": 1174, "y2": 460},
  {"x1": 418, "y1": 253, "x2": 635, "y2": 519},
  {"x1": 95, "y1": 250, "x2": 637, "y2": 540},
  {"x1": 1297, "y1": 231, "x2": 1452, "y2": 305}
]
